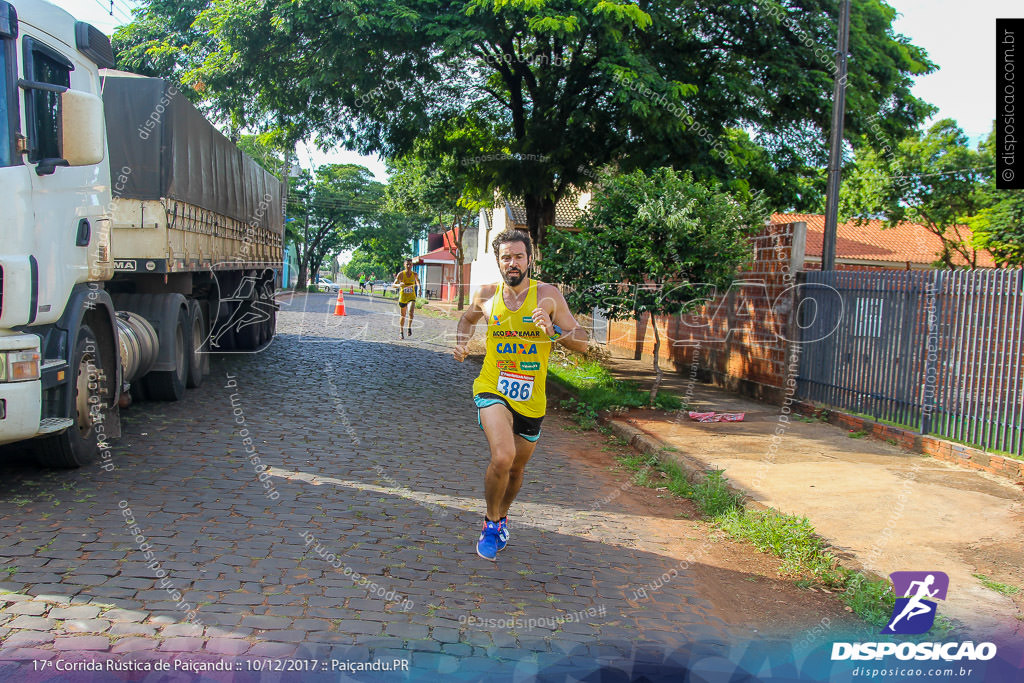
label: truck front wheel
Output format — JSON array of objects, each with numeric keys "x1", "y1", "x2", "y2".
[{"x1": 33, "y1": 325, "x2": 104, "y2": 468}]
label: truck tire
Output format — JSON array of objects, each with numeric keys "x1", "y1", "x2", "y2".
[
  {"x1": 260, "y1": 309, "x2": 276, "y2": 346},
  {"x1": 234, "y1": 307, "x2": 260, "y2": 350},
  {"x1": 32, "y1": 325, "x2": 103, "y2": 468},
  {"x1": 143, "y1": 305, "x2": 188, "y2": 401},
  {"x1": 212, "y1": 300, "x2": 236, "y2": 351},
  {"x1": 186, "y1": 300, "x2": 207, "y2": 388}
]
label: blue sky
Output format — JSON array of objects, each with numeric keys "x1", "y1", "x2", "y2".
[{"x1": 49, "y1": 0, "x2": 1024, "y2": 173}]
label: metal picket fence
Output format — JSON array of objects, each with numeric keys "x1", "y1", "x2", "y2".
[{"x1": 796, "y1": 268, "x2": 1023, "y2": 456}]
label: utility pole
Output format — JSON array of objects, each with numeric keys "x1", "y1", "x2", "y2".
[{"x1": 822, "y1": 0, "x2": 851, "y2": 272}]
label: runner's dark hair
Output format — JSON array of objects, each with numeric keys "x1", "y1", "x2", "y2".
[{"x1": 491, "y1": 229, "x2": 532, "y2": 260}]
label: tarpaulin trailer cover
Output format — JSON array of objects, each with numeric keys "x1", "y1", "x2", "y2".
[{"x1": 100, "y1": 71, "x2": 285, "y2": 235}]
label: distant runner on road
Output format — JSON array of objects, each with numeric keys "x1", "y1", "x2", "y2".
[
  {"x1": 394, "y1": 259, "x2": 421, "y2": 339},
  {"x1": 452, "y1": 229, "x2": 589, "y2": 560},
  {"x1": 358, "y1": 272, "x2": 366, "y2": 292}
]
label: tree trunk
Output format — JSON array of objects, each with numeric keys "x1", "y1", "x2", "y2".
[
  {"x1": 523, "y1": 193, "x2": 557, "y2": 260},
  {"x1": 648, "y1": 313, "x2": 663, "y2": 407},
  {"x1": 456, "y1": 245, "x2": 466, "y2": 311}
]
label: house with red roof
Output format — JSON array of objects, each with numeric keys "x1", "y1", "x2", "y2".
[
  {"x1": 773, "y1": 213, "x2": 997, "y2": 270},
  {"x1": 411, "y1": 226, "x2": 471, "y2": 302}
]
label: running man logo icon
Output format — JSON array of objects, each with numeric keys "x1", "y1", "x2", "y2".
[{"x1": 882, "y1": 571, "x2": 949, "y2": 635}]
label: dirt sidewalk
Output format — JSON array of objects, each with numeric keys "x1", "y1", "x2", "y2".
[{"x1": 599, "y1": 350, "x2": 1024, "y2": 640}]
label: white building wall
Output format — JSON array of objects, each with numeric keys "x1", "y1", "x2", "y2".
[{"x1": 469, "y1": 204, "x2": 505, "y2": 296}]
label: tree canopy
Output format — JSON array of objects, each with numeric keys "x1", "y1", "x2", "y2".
[
  {"x1": 288, "y1": 164, "x2": 394, "y2": 287},
  {"x1": 839, "y1": 119, "x2": 991, "y2": 268},
  {"x1": 969, "y1": 131, "x2": 1024, "y2": 267},
  {"x1": 541, "y1": 167, "x2": 768, "y2": 402},
  {"x1": 113, "y1": 0, "x2": 935, "y2": 248}
]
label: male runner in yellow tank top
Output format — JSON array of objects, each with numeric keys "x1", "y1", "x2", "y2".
[
  {"x1": 394, "y1": 258, "x2": 420, "y2": 339},
  {"x1": 453, "y1": 229, "x2": 589, "y2": 560}
]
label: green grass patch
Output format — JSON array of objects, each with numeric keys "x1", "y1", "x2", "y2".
[
  {"x1": 837, "y1": 571, "x2": 897, "y2": 627},
  {"x1": 714, "y1": 508, "x2": 907, "y2": 628},
  {"x1": 847, "y1": 429, "x2": 870, "y2": 439},
  {"x1": 614, "y1": 447, "x2": 902, "y2": 626},
  {"x1": 550, "y1": 356, "x2": 682, "y2": 412},
  {"x1": 715, "y1": 508, "x2": 844, "y2": 583},
  {"x1": 691, "y1": 470, "x2": 742, "y2": 517},
  {"x1": 973, "y1": 573, "x2": 1020, "y2": 596}
]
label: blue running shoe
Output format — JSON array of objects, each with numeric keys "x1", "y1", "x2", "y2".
[
  {"x1": 496, "y1": 516, "x2": 509, "y2": 552},
  {"x1": 477, "y1": 518, "x2": 501, "y2": 561}
]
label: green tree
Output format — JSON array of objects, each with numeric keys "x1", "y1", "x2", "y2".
[
  {"x1": 385, "y1": 144, "x2": 488, "y2": 309},
  {"x1": 291, "y1": 164, "x2": 385, "y2": 289},
  {"x1": 541, "y1": 168, "x2": 768, "y2": 403},
  {"x1": 235, "y1": 131, "x2": 290, "y2": 178},
  {"x1": 840, "y1": 119, "x2": 992, "y2": 268},
  {"x1": 343, "y1": 250, "x2": 391, "y2": 282},
  {"x1": 117, "y1": 0, "x2": 934, "y2": 247},
  {"x1": 970, "y1": 194, "x2": 1024, "y2": 266},
  {"x1": 969, "y1": 130, "x2": 1024, "y2": 266}
]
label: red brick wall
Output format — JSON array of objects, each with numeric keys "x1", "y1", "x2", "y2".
[{"x1": 602, "y1": 221, "x2": 807, "y2": 403}]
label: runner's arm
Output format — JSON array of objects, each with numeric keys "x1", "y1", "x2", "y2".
[
  {"x1": 534, "y1": 285, "x2": 589, "y2": 354},
  {"x1": 453, "y1": 285, "x2": 494, "y2": 361}
]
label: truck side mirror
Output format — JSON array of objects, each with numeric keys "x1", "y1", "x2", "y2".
[{"x1": 60, "y1": 89, "x2": 105, "y2": 166}]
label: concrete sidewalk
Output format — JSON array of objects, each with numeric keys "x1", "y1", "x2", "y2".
[{"x1": 597, "y1": 348, "x2": 1024, "y2": 641}]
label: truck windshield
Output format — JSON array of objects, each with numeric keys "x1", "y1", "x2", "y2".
[{"x1": 0, "y1": 43, "x2": 10, "y2": 167}]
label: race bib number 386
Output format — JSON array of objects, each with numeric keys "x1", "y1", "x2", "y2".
[{"x1": 497, "y1": 371, "x2": 535, "y2": 402}]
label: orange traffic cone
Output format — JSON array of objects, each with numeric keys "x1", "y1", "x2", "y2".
[
  {"x1": 333, "y1": 290, "x2": 346, "y2": 316},
  {"x1": 349, "y1": 283, "x2": 354, "y2": 295}
]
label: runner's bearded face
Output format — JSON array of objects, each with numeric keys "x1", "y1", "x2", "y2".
[{"x1": 498, "y1": 243, "x2": 530, "y2": 287}]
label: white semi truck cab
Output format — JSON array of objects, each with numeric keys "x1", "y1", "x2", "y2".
[{"x1": 0, "y1": 0, "x2": 284, "y2": 467}]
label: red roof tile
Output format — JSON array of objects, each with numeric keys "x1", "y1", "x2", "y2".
[
  {"x1": 772, "y1": 213, "x2": 996, "y2": 268},
  {"x1": 417, "y1": 246, "x2": 455, "y2": 263}
]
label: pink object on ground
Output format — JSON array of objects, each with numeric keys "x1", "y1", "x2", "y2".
[{"x1": 687, "y1": 411, "x2": 746, "y2": 423}]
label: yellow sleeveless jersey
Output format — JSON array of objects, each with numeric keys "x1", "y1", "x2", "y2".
[
  {"x1": 472, "y1": 279, "x2": 552, "y2": 418},
  {"x1": 397, "y1": 271, "x2": 417, "y2": 303}
]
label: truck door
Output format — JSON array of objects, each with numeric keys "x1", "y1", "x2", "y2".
[
  {"x1": 21, "y1": 31, "x2": 109, "y2": 322},
  {"x1": 0, "y1": 14, "x2": 38, "y2": 329}
]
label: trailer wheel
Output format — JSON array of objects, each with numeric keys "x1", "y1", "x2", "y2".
[
  {"x1": 260, "y1": 309, "x2": 276, "y2": 346},
  {"x1": 186, "y1": 300, "x2": 207, "y2": 388},
  {"x1": 143, "y1": 305, "x2": 188, "y2": 401},
  {"x1": 212, "y1": 300, "x2": 236, "y2": 351},
  {"x1": 33, "y1": 325, "x2": 103, "y2": 468},
  {"x1": 234, "y1": 309, "x2": 260, "y2": 350}
]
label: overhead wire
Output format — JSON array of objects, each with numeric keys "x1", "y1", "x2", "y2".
[
  {"x1": 881, "y1": 166, "x2": 995, "y2": 181},
  {"x1": 851, "y1": 165, "x2": 996, "y2": 182}
]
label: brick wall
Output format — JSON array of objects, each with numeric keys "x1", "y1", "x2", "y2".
[{"x1": 601, "y1": 221, "x2": 807, "y2": 403}]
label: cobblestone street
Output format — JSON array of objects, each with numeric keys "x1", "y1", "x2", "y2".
[{"x1": 0, "y1": 292, "x2": 807, "y2": 680}]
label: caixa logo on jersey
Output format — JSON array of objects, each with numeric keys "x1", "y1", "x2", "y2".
[{"x1": 831, "y1": 571, "x2": 997, "y2": 662}]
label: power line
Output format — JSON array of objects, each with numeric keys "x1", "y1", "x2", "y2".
[{"x1": 881, "y1": 165, "x2": 995, "y2": 181}]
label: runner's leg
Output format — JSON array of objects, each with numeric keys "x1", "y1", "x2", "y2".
[
  {"x1": 499, "y1": 435, "x2": 537, "y2": 518},
  {"x1": 479, "y1": 404, "x2": 517, "y2": 522}
]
